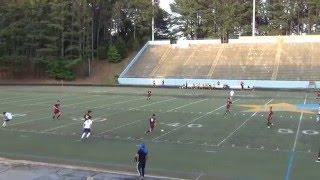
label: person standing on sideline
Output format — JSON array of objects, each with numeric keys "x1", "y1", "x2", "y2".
[{"x1": 134, "y1": 143, "x2": 148, "y2": 179}]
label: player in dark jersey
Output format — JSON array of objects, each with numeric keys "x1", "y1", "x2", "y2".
[
  {"x1": 147, "y1": 90, "x2": 152, "y2": 100},
  {"x1": 316, "y1": 90, "x2": 320, "y2": 99},
  {"x1": 145, "y1": 114, "x2": 156, "y2": 134},
  {"x1": 52, "y1": 100, "x2": 61, "y2": 120},
  {"x1": 84, "y1": 110, "x2": 92, "y2": 121},
  {"x1": 134, "y1": 143, "x2": 148, "y2": 178},
  {"x1": 225, "y1": 97, "x2": 232, "y2": 115},
  {"x1": 267, "y1": 106, "x2": 273, "y2": 128}
]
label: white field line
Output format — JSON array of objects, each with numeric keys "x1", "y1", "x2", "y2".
[
  {"x1": 0, "y1": 157, "x2": 188, "y2": 180},
  {"x1": 195, "y1": 173, "x2": 204, "y2": 180},
  {"x1": 216, "y1": 99, "x2": 273, "y2": 146},
  {"x1": 8, "y1": 97, "x2": 143, "y2": 127},
  {"x1": 97, "y1": 119, "x2": 142, "y2": 135},
  {"x1": 152, "y1": 99, "x2": 240, "y2": 141},
  {"x1": 20, "y1": 94, "x2": 115, "y2": 116},
  {"x1": 46, "y1": 97, "x2": 178, "y2": 133},
  {"x1": 42, "y1": 116, "x2": 103, "y2": 132},
  {"x1": 0, "y1": 94, "x2": 54, "y2": 105},
  {"x1": 292, "y1": 95, "x2": 307, "y2": 151},
  {"x1": 167, "y1": 99, "x2": 208, "y2": 112},
  {"x1": 129, "y1": 98, "x2": 177, "y2": 110},
  {"x1": 18, "y1": 94, "x2": 86, "y2": 107},
  {"x1": 3, "y1": 127, "x2": 314, "y2": 155}
]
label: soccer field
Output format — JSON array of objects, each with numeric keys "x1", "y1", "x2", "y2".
[{"x1": 0, "y1": 86, "x2": 319, "y2": 180}]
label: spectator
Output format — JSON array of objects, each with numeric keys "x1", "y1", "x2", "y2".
[{"x1": 134, "y1": 143, "x2": 148, "y2": 179}]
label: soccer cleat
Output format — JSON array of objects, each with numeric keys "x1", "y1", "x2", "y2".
[
  {"x1": 316, "y1": 158, "x2": 320, "y2": 162},
  {"x1": 267, "y1": 126, "x2": 270, "y2": 128}
]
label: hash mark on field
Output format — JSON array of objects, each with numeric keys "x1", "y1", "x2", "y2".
[
  {"x1": 216, "y1": 99, "x2": 273, "y2": 146},
  {"x1": 167, "y1": 99, "x2": 207, "y2": 112},
  {"x1": 152, "y1": 99, "x2": 240, "y2": 141}
]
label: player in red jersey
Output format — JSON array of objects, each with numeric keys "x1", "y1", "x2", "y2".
[
  {"x1": 145, "y1": 114, "x2": 156, "y2": 134},
  {"x1": 147, "y1": 90, "x2": 152, "y2": 100},
  {"x1": 225, "y1": 97, "x2": 232, "y2": 115},
  {"x1": 316, "y1": 90, "x2": 320, "y2": 99},
  {"x1": 267, "y1": 106, "x2": 273, "y2": 128},
  {"x1": 52, "y1": 100, "x2": 61, "y2": 120}
]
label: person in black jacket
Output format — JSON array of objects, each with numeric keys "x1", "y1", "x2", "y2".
[{"x1": 134, "y1": 143, "x2": 148, "y2": 179}]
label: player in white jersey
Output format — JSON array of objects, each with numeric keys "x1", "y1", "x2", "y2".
[
  {"x1": 81, "y1": 117, "x2": 93, "y2": 140},
  {"x1": 317, "y1": 107, "x2": 320, "y2": 122},
  {"x1": 230, "y1": 90, "x2": 235, "y2": 100},
  {"x1": 2, "y1": 112, "x2": 13, "y2": 127}
]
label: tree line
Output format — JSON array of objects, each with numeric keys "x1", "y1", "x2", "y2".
[
  {"x1": 0, "y1": 0, "x2": 319, "y2": 80},
  {"x1": 172, "y1": 0, "x2": 320, "y2": 41}
]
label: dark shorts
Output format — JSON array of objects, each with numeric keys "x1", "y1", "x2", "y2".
[
  {"x1": 5, "y1": 119, "x2": 10, "y2": 122},
  {"x1": 83, "y1": 128, "x2": 91, "y2": 133},
  {"x1": 54, "y1": 110, "x2": 60, "y2": 114}
]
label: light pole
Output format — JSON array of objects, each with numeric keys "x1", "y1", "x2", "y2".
[
  {"x1": 152, "y1": 0, "x2": 155, "y2": 41},
  {"x1": 252, "y1": 0, "x2": 256, "y2": 36}
]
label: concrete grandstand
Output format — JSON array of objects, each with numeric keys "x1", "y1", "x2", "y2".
[{"x1": 119, "y1": 35, "x2": 320, "y2": 88}]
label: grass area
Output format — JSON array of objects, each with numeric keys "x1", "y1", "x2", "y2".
[{"x1": 0, "y1": 86, "x2": 319, "y2": 180}]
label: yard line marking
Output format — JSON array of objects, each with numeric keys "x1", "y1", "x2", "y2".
[
  {"x1": 42, "y1": 116, "x2": 101, "y2": 132},
  {"x1": 153, "y1": 99, "x2": 240, "y2": 141},
  {"x1": 195, "y1": 173, "x2": 204, "y2": 180},
  {"x1": 167, "y1": 99, "x2": 207, "y2": 112},
  {"x1": 129, "y1": 98, "x2": 177, "y2": 110},
  {"x1": 216, "y1": 99, "x2": 273, "y2": 146},
  {"x1": 44, "y1": 97, "x2": 171, "y2": 132},
  {"x1": 285, "y1": 94, "x2": 307, "y2": 180},
  {"x1": 0, "y1": 94, "x2": 54, "y2": 105},
  {"x1": 8, "y1": 96, "x2": 141, "y2": 127},
  {"x1": 20, "y1": 94, "x2": 114, "y2": 114}
]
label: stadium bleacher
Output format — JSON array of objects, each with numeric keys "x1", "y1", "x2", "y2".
[{"x1": 123, "y1": 36, "x2": 320, "y2": 81}]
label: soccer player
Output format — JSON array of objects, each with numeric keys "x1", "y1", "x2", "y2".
[
  {"x1": 316, "y1": 149, "x2": 320, "y2": 162},
  {"x1": 2, "y1": 112, "x2": 13, "y2": 127},
  {"x1": 230, "y1": 90, "x2": 235, "y2": 100},
  {"x1": 145, "y1": 114, "x2": 156, "y2": 134},
  {"x1": 225, "y1": 97, "x2": 232, "y2": 115},
  {"x1": 81, "y1": 114, "x2": 93, "y2": 140},
  {"x1": 317, "y1": 107, "x2": 320, "y2": 122},
  {"x1": 84, "y1": 110, "x2": 92, "y2": 121},
  {"x1": 267, "y1": 106, "x2": 273, "y2": 128},
  {"x1": 134, "y1": 143, "x2": 148, "y2": 179},
  {"x1": 147, "y1": 90, "x2": 152, "y2": 100},
  {"x1": 52, "y1": 100, "x2": 61, "y2": 120},
  {"x1": 316, "y1": 91, "x2": 320, "y2": 99}
]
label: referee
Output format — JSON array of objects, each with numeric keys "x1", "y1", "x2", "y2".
[{"x1": 134, "y1": 143, "x2": 148, "y2": 179}]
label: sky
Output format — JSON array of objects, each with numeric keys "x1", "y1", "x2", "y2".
[{"x1": 159, "y1": 0, "x2": 174, "y2": 14}]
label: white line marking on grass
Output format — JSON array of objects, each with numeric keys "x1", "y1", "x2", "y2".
[
  {"x1": 216, "y1": 99, "x2": 273, "y2": 146},
  {"x1": 167, "y1": 99, "x2": 207, "y2": 112},
  {"x1": 152, "y1": 99, "x2": 240, "y2": 141},
  {"x1": 22, "y1": 94, "x2": 120, "y2": 114},
  {"x1": 9, "y1": 97, "x2": 142, "y2": 127},
  {"x1": 285, "y1": 94, "x2": 307, "y2": 180},
  {"x1": 0, "y1": 95, "x2": 53, "y2": 105},
  {"x1": 97, "y1": 119, "x2": 142, "y2": 135},
  {"x1": 129, "y1": 98, "x2": 177, "y2": 110},
  {"x1": 195, "y1": 173, "x2": 204, "y2": 180},
  {"x1": 292, "y1": 96, "x2": 307, "y2": 151},
  {"x1": 43, "y1": 97, "x2": 169, "y2": 132}
]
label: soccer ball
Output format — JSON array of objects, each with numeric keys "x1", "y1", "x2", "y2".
[{"x1": 161, "y1": 129, "x2": 164, "y2": 132}]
